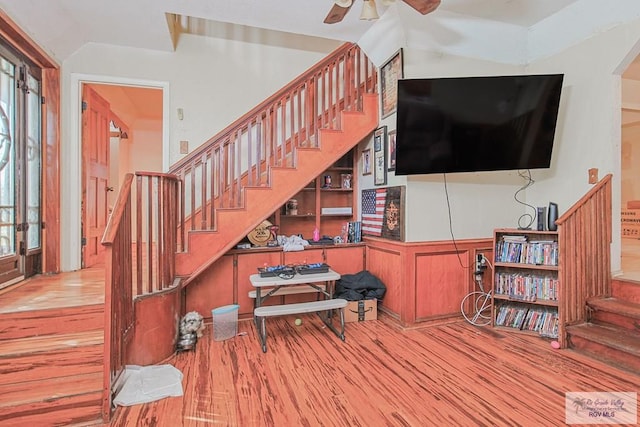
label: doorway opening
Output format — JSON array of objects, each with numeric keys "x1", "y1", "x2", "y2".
[{"x1": 64, "y1": 74, "x2": 169, "y2": 272}]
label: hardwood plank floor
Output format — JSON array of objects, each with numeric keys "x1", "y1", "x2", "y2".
[
  {"x1": 108, "y1": 315, "x2": 640, "y2": 426},
  {"x1": 0, "y1": 266, "x2": 105, "y2": 313}
]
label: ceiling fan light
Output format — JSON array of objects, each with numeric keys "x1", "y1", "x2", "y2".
[
  {"x1": 360, "y1": 0, "x2": 379, "y2": 20},
  {"x1": 381, "y1": 0, "x2": 396, "y2": 6},
  {"x1": 334, "y1": 0, "x2": 353, "y2": 7}
]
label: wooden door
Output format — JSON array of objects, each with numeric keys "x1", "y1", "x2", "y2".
[{"x1": 82, "y1": 86, "x2": 111, "y2": 268}]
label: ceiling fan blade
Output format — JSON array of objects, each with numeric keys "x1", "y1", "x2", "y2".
[
  {"x1": 402, "y1": 0, "x2": 440, "y2": 15},
  {"x1": 324, "y1": 3, "x2": 353, "y2": 24}
]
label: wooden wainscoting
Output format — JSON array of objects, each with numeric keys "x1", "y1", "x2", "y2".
[{"x1": 364, "y1": 237, "x2": 493, "y2": 327}]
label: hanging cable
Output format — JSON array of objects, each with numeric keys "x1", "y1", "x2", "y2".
[
  {"x1": 514, "y1": 169, "x2": 537, "y2": 229},
  {"x1": 443, "y1": 173, "x2": 471, "y2": 269}
]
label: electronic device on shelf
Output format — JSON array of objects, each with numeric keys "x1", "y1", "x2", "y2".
[
  {"x1": 295, "y1": 263, "x2": 330, "y2": 275},
  {"x1": 257, "y1": 265, "x2": 296, "y2": 278},
  {"x1": 257, "y1": 262, "x2": 330, "y2": 278}
]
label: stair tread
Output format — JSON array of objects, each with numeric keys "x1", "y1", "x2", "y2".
[
  {"x1": 567, "y1": 323, "x2": 640, "y2": 355},
  {"x1": 0, "y1": 329, "x2": 103, "y2": 356},
  {"x1": 0, "y1": 372, "x2": 102, "y2": 408},
  {"x1": 588, "y1": 297, "x2": 640, "y2": 318}
]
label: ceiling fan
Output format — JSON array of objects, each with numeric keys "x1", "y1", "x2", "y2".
[{"x1": 324, "y1": 0, "x2": 440, "y2": 24}]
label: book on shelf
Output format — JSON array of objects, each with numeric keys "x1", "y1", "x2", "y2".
[
  {"x1": 495, "y1": 302, "x2": 558, "y2": 338},
  {"x1": 501, "y1": 235, "x2": 528, "y2": 242},
  {"x1": 495, "y1": 240, "x2": 558, "y2": 266},
  {"x1": 343, "y1": 221, "x2": 362, "y2": 243},
  {"x1": 494, "y1": 272, "x2": 559, "y2": 301}
]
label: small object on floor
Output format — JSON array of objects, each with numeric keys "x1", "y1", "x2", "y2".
[
  {"x1": 550, "y1": 340, "x2": 560, "y2": 349},
  {"x1": 113, "y1": 365, "x2": 184, "y2": 407},
  {"x1": 295, "y1": 318, "x2": 302, "y2": 326},
  {"x1": 177, "y1": 333, "x2": 196, "y2": 351},
  {"x1": 177, "y1": 311, "x2": 205, "y2": 351},
  {"x1": 237, "y1": 332, "x2": 248, "y2": 336}
]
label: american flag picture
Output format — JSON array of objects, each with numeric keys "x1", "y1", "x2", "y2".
[{"x1": 361, "y1": 188, "x2": 386, "y2": 236}]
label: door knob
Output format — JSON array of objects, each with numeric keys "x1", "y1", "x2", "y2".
[{"x1": 106, "y1": 186, "x2": 114, "y2": 192}]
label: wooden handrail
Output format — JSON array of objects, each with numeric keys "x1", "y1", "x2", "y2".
[
  {"x1": 168, "y1": 43, "x2": 377, "y2": 244},
  {"x1": 170, "y1": 43, "x2": 371, "y2": 172},
  {"x1": 102, "y1": 174, "x2": 134, "y2": 245},
  {"x1": 556, "y1": 174, "x2": 613, "y2": 225},
  {"x1": 556, "y1": 173, "x2": 612, "y2": 348}
]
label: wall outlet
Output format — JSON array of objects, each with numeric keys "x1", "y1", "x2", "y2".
[{"x1": 475, "y1": 253, "x2": 486, "y2": 274}]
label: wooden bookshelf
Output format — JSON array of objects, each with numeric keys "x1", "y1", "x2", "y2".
[{"x1": 492, "y1": 229, "x2": 560, "y2": 339}]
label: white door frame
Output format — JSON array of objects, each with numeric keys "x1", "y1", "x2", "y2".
[{"x1": 63, "y1": 73, "x2": 170, "y2": 271}]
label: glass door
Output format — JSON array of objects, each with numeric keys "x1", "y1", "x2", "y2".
[{"x1": 0, "y1": 44, "x2": 42, "y2": 289}]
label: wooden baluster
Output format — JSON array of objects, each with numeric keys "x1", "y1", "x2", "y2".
[
  {"x1": 189, "y1": 161, "x2": 196, "y2": 229},
  {"x1": 200, "y1": 154, "x2": 208, "y2": 229},
  {"x1": 235, "y1": 129, "x2": 242, "y2": 206},
  {"x1": 256, "y1": 116, "x2": 263, "y2": 184},
  {"x1": 146, "y1": 175, "x2": 153, "y2": 293},
  {"x1": 135, "y1": 174, "x2": 143, "y2": 296},
  {"x1": 247, "y1": 121, "x2": 254, "y2": 187},
  {"x1": 296, "y1": 87, "x2": 303, "y2": 148}
]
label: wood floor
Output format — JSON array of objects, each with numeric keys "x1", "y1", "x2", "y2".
[
  {"x1": 1, "y1": 252, "x2": 639, "y2": 426},
  {"x1": 108, "y1": 315, "x2": 639, "y2": 427},
  {"x1": 0, "y1": 265, "x2": 105, "y2": 313}
]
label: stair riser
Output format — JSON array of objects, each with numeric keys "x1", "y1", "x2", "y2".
[
  {"x1": 591, "y1": 311, "x2": 640, "y2": 332},
  {"x1": 0, "y1": 305, "x2": 104, "y2": 341},
  {"x1": 612, "y1": 279, "x2": 640, "y2": 304},
  {"x1": 0, "y1": 392, "x2": 103, "y2": 426},
  {"x1": 0, "y1": 346, "x2": 103, "y2": 386},
  {"x1": 567, "y1": 333, "x2": 640, "y2": 373}
]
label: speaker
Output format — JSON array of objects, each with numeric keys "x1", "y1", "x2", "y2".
[
  {"x1": 537, "y1": 207, "x2": 547, "y2": 231},
  {"x1": 547, "y1": 202, "x2": 558, "y2": 231}
]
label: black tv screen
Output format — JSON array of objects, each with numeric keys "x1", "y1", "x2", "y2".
[{"x1": 394, "y1": 74, "x2": 564, "y2": 175}]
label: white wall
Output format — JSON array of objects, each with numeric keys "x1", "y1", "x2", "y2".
[
  {"x1": 526, "y1": 17, "x2": 640, "y2": 274},
  {"x1": 358, "y1": 51, "x2": 527, "y2": 242},
  {"x1": 355, "y1": 16, "x2": 640, "y2": 276},
  {"x1": 59, "y1": 34, "x2": 340, "y2": 271},
  {"x1": 57, "y1": 17, "x2": 640, "y2": 272}
]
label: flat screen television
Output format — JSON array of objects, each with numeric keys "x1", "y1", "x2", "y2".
[{"x1": 394, "y1": 74, "x2": 564, "y2": 175}]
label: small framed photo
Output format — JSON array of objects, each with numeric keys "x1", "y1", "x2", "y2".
[
  {"x1": 374, "y1": 126, "x2": 387, "y2": 186},
  {"x1": 341, "y1": 173, "x2": 352, "y2": 189},
  {"x1": 387, "y1": 129, "x2": 397, "y2": 171},
  {"x1": 380, "y1": 49, "x2": 403, "y2": 119},
  {"x1": 362, "y1": 149, "x2": 372, "y2": 175}
]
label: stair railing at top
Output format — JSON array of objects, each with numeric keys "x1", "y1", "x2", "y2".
[
  {"x1": 168, "y1": 43, "x2": 377, "y2": 248},
  {"x1": 555, "y1": 173, "x2": 612, "y2": 349}
]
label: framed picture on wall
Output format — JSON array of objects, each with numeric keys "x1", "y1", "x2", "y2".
[
  {"x1": 387, "y1": 130, "x2": 397, "y2": 171},
  {"x1": 361, "y1": 186, "x2": 405, "y2": 241},
  {"x1": 380, "y1": 49, "x2": 403, "y2": 119},
  {"x1": 374, "y1": 126, "x2": 387, "y2": 186},
  {"x1": 362, "y1": 149, "x2": 372, "y2": 175}
]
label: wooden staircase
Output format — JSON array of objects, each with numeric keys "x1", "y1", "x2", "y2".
[
  {"x1": 175, "y1": 93, "x2": 378, "y2": 282},
  {"x1": 0, "y1": 304, "x2": 105, "y2": 425},
  {"x1": 566, "y1": 279, "x2": 640, "y2": 373}
]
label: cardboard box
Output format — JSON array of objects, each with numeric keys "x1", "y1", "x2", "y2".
[{"x1": 344, "y1": 299, "x2": 377, "y2": 322}]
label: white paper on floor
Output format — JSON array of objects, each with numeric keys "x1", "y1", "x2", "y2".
[{"x1": 113, "y1": 364, "x2": 184, "y2": 406}]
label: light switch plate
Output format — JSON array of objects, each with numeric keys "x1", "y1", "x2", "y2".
[{"x1": 180, "y1": 140, "x2": 189, "y2": 154}]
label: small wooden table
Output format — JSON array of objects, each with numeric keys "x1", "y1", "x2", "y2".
[{"x1": 249, "y1": 269, "x2": 345, "y2": 352}]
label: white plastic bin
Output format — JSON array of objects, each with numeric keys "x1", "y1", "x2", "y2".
[{"x1": 211, "y1": 304, "x2": 239, "y2": 341}]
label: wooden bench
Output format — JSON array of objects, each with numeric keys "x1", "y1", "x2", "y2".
[{"x1": 254, "y1": 298, "x2": 347, "y2": 353}]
